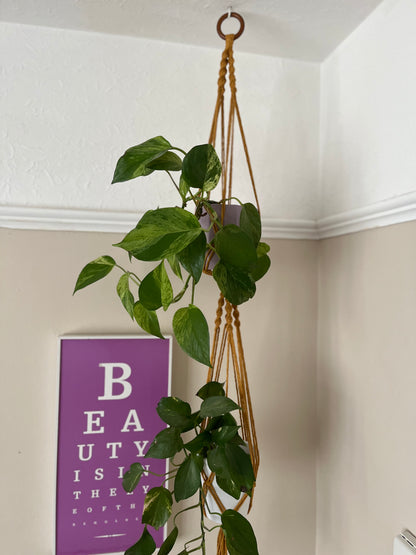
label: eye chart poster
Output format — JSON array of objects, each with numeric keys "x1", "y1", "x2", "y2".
[{"x1": 56, "y1": 336, "x2": 171, "y2": 555}]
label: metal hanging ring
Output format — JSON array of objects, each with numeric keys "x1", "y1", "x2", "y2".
[{"x1": 216, "y1": 12, "x2": 245, "y2": 40}]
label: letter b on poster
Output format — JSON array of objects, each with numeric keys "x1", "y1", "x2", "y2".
[{"x1": 56, "y1": 336, "x2": 171, "y2": 555}]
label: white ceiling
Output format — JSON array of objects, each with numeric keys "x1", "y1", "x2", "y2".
[{"x1": 0, "y1": 0, "x2": 384, "y2": 61}]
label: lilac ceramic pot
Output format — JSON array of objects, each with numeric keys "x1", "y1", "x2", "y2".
[{"x1": 199, "y1": 202, "x2": 242, "y2": 271}]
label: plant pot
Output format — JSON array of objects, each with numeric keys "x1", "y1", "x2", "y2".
[
  {"x1": 202, "y1": 459, "x2": 250, "y2": 524},
  {"x1": 199, "y1": 202, "x2": 242, "y2": 271},
  {"x1": 202, "y1": 440, "x2": 251, "y2": 525}
]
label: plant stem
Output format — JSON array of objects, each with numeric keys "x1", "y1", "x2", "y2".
[
  {"x1": 127, "y1": 274, "x2": 141, "y2": 287},
  {"x1": 173, "y1": 502, "x2": 201, "y2": 527},
  {"x1": 199, "y1": 487, "x2": 222, "y2": 521},
  {"x1": 188, "y1": 188, "x2": 200, "y2": 210},
  {"x1": 200, "y1": 200, "x2": 224, "y2": 230},
  {"x1": 191, "y1": 279, "x2": 195, "y2": 305},
  {"x1": 166, "y1": 170, "x2": 182, "y2": 198},
  {"x1": 115, "y1": 264, "x2": 141, "y2": 285},
  {"x1": 184, "y1": 534, "x2": 203, "y2": 551},
  {"x1": 204, "y1": 524, "x2": 221, "y2": 532},
  {"x1": 172, "y1": 146, "x2": 187, "y2": 156},
  {"x1": 217, "y1": 196, "x2": 243, "y2": 205},
  {"x1": 146, "y1": 468, "x2": 177, "y2": 478},
  {"x1": 173, "y1": 274, "x2": 192, "y2": 303}
]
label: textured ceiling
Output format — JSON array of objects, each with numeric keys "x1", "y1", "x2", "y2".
[{"x1": 0, "y1": 0, "x2": 384, "y2": 61}]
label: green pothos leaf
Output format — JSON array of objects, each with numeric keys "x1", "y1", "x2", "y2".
[
  {"x1": 73, "y1": 256, "x2": 115, "y2": 293},
  {"x1": 114, "y1": 208, "x2": 202, "y2": 261},
  {"x1": 177, "y1": 232, "x2": 207, "y2": 283},
  {"x1": 221, "y1": 510, "x2": 259, "y2": 555},
  {"x1": 145, "y1": 427, "x2": 183, "y2": 459},
  {"x1": 139, "y1": 262, "x2": 173, "y2": 311},
  {"x1": 172, "y1": 305, "x2": 211, "y2": 366},
  {"x1": 214, "y1": 225, "x2": 257, "y2": 270},
  {"x1": 145, "y1": 151, "x2": 182, "y2": 171},
  {"x1": 112, "y1": 136, "x2": 173, "y2": 183},
  {"x1": 257, "y1": 241, "x2": 270, "y2": 256},
  {"x1": 125, "y1": 525, "x2": 156, "y2": 555},
  {"x1": 159, "y1": 261, "x2": 174, "y2": 310},
  {"x1": 250, "y1": 253, "x2": 271, "y2": 282},
  {"x1": 250, "y1": 241, "x2": 271, "y2": 282},
  {"x1": 167, "y1": 255, "x2": 183, "y2": 280},
  {"x1": 158, "y1": 526, "x2": 179, "y2": 555},
  {"x1": 213, "y1": 262, "x2": 256, "y2": 306},
  {"x1": 205, "y1": 412, "x2": 237, "y2": 432},
  {"x1": 197, "y1": 381, "x2": 225, "y2": 400},
  {"x1": 239, "y1": 203, "x2": 261, "y2": 247},
  {"x1": 174, "y1": 454, "x2": 201, "y2": 501},
  {"x1": 117, "y1": 272, "x2": 135, "y2": 318},
  {"x1": 122, "y1": 462, "x2": 145, "y2": 493},
  {"x1": 181, "y1": 144, "x2": 221, "y2": 192},
  {"x1": 179, "y1": 174, "x2": 190, "y2": 199},
  {"x1": 211, "y1": 425, "x2": 239, "y2": 444},
  {"x1": 142, "y1": 487, "x2": 173, "y2": 530},
  {"x1": 183, "y1": 430, "x2": 211, "y2": 453},
  {"x1": 199, "y1": 396, "x2": 240, "y2": 418},
  {"x1": 133, "y1": 301, "x2": 164, "y2": 339},
  {"x1": 156, "y1": 397, "x2": 193, "y2": 428},
  {"x1": 207, "y1": 446, "x2": 241, "y2": 499},
  {"x1": 207, "y1": 443, "x2": 254, "y2": 499}
]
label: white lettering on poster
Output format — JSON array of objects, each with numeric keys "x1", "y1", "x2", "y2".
[
  {"x1": 98, "y1": 363, "x2": 132, "y2": 400},
  {"x1": 77, "y1": 444, "x2": 94, "y2": 461},
  {"x1": 106, "y1": 442, "x2": 122, "y2": 459},
  {"x1": 133, "y1": 440, "x2": 149, "y2": 457},
  {"x1": 94, "y1": 468, "x2": 104, "y2": 481},
  {"x1": 81, "y1": 409, "x2": 145, "y2": 434},
  {"x1": 83, "y1": 411, "x2": 105, "y2": 434},
  {"x1": 121, "y1": 409, "x2": 144, "y2": 432},
  {"x1": 65, "y1": 351, "x2": 168, "y2": 538}
]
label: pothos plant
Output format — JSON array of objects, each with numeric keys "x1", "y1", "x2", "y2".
[{"x1": 74, "y1": 136, "x2": 271, "y2": 554}]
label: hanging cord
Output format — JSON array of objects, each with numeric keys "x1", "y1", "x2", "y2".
[
  {"x1": 206, "y1": 12, "x2": 261, "y2": 477},
  {"x1": 201, "y1": 17, "x2": 261, "y2": 555},
  {"x1": 208, "y1": 13, "x2": 260, "y2": 217}
]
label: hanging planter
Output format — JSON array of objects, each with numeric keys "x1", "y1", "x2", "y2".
[
  {"x1": 199, "y1": 201, "x2": 242, "y2": 271},
  {"x1": 201, "y1": 17, "x2": 264, "y2": 552},
  {"x1": 202, "y1": 443, "x2": 251, "y2": 524},
  {"x1": 73, "y1": 11, "x2": 270, "y2": 555}
]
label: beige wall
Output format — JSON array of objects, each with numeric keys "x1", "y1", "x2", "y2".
[
  {"x1": 2, "y1": 220, "x2": 415, "y2": 554},
  {"x1": 0, "y1": 229, "x2": 317, "y2": 554},
  {"x1": 317, "y1": 221, "x2": 416, "y2": 555}
]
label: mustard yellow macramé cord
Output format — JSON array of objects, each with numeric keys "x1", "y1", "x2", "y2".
[{"x1": 201, "y1": 32, "x2": 261, "y2": 553}]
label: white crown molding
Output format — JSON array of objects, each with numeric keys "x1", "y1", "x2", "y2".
[
  {"x1": 262, "y1": 218, "x2": 318, "y2": 240},
  {"x1": 0, "y1": 205, "x2": 319, "y2": 240},
  {"x1": 1, "y1": 193, "x2": 416, "y2": 239},
  {"x1": 317, "y1": 192, "x2": 416, "y2": 238},
  {"x1": 0, "y1": 206, "x2": 139, "y2": 234}
]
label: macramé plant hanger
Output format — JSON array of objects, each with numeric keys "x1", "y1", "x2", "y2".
[
  {"x1": 202, "y1": 12, "x2": 261, "y2": 555},
  {"x1": 73, "y1": 9, "x2": 268, "y2": 555}
]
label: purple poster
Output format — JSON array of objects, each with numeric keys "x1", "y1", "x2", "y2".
[{"x1": 56, "y1": 336, "x2": 172, "y2": 555}]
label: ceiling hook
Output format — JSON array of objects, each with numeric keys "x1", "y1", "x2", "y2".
[{"x1": 227, "y1": 6, "x2": 232, "y2": 19}]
